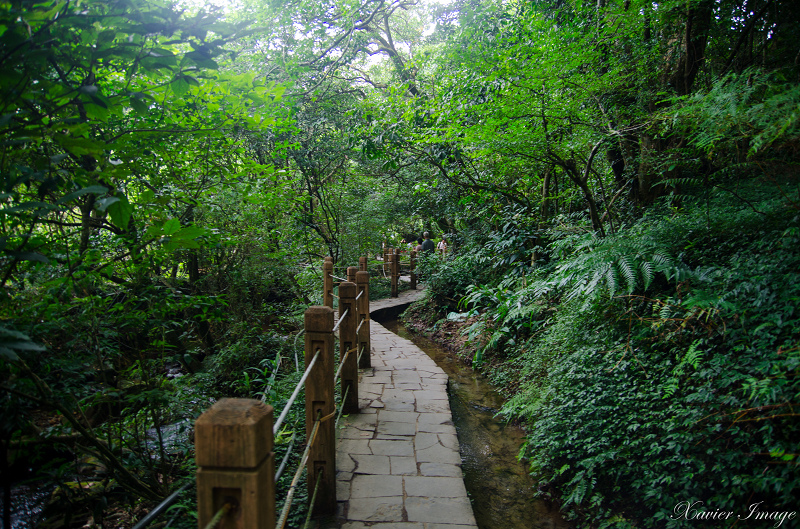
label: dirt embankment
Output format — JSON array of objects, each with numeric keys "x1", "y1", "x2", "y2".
[
  {"x1": 401, "y1": 303, "x2": 478, "y2": 361},
  {"x1": 400, "y1": 301, "x2": 524, "y2": 399}
]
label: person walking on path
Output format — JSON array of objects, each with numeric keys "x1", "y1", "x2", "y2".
[
  {"x1": 421, "y1": 232, "x2": 435, "y2": 254},
  {"x1": 437, "y1": 236, "x2": 447, "y2": 259}
]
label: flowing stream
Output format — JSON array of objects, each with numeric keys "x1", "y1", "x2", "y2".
[
  {"x1": 0, "y1": 483, "x2": 50, "y2": 529},
  {"x1": 381, "y1": 318, "x2": 569, "y2": 529}
]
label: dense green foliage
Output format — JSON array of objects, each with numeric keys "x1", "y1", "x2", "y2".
[
  {"x1": 0, "y1": 0, "x2": 416, "y2": 523},
  {"x1": 1, "y1": 0, "x2": 798, "y2": 525},
  {"x1": 396, "y1": 0, "x2": 800, "y2": 525},
  {"x1": 489, "y1": 185, "x2": 800, "y2": 525}
]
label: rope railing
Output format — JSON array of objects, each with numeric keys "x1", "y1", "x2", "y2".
[
  {"x1": 335, "y1": 384, "x2": 351, "y2": 428},
  {"x1": 274, "y1": 431, "x2": 297, "y2": 483},
  {"x1": 203, "y1": 503, "x2": 233, "y2": 529},
  {"x1": 331, "y1": 274, "x2": 348, "y2": 282},
  {"x1": 292, "y1": 330, "x2": 306, "y2": 371},
  {"x1": 131, "y1": 483, "x2": 194, "y2": 529},
  {"x1": 334, "y1": 346, "x2": 358, "y2": 382},
  {"x1": 275, "y1": 412, "x2": 324, "y2": 529},
  {"x1": 273, "y1": 348, "x2": 320, "y2": 436},
  {"x1": 194, "y1": 255, "x2": 382, "y2": 528},
  {"x1": 303, "y1": 473, "x2": 323, "y2": 529},
  {"x1": 276, "y1": 380, "x2": 350, "y2": 529},
  {"x1": 331, "y1": 308, "x2": 349, "y2": 333},
  {"x1": 357, "y1": 344, "x2": 366, "y2": 366}
]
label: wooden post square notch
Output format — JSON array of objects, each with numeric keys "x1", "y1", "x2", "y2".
[
  {"x1": 304, "y1": 306, "x2": 336, "y2": 514},
  {"x1": 196, "y1": 398, "x2": 275, "y2": 529}
]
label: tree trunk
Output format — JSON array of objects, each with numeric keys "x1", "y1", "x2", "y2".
[
  {"x1": 541, "y1": 168, "x2": 552, "y2": 222},
  {"x1": 576, "y1": 178, "x2": 606, "y2": 236},
  {"x1": 667, "y1": 0, "x2": 714, "y2": 96},
  {"x1": 630, "y1": 0, "x2": 714, "y2": 206},
  {"x1": 561, "y1": 149, "x2": 606, "y2": 236},
  {"x1": 635, "y1": 133, "x2": 664, "y2": 206}
]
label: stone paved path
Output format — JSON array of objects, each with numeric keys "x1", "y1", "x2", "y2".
[
  {"x1": 327, "y1": 290, "x2": 478, "y2": 528},
  {"x1": 369, "y1": 287, "x2": 426, "y2": 314}
]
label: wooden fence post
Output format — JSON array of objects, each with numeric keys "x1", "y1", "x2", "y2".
[
  {"x1": 382, "y1": 247, "x2": 389, "y2": 274},
  {"x1": 338, "y1": 282, "x2": 359, "y2": 415},
  {"x1": 323, "y1": 258, "x2": 333, "y2": 308},
  {"x1": 304, "y1": 306, "x2": 336, "y2": 514},
  {"x1": 410, "y1": 250, "x2": 417, "y2": 290},
  {"x1": 356, "y1": 271, "x2": 371, "y2": 369},
  {"x1": 346, "y1": 265, "x2": 357, "y2": 283},
  {"x1": 359, "y1": 256, "x2": 367, "y2": 272},
  {"x1": 391, "y1": 248, "x2": 399, "y2": 298},
  {"x1": 196, "y1": 398, "x2": 274, "y2": 529},
  {"x1": 386, "y1": 251, "x2": 394, "y2": 297}
]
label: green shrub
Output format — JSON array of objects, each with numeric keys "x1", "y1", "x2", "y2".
[
  {"x1": 201, "y1": 331, "x2": 296, "y2": 396},
  {"x1": 501, "y1": 183, "x2": 800, "y2": 526},
  {"x1": 416, "y1": 252, "x2": 491, "y2": 310}
]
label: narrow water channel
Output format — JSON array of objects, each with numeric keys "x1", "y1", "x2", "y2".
[{"x1": 381, "y1": 318, "x2": 569, "y2": 529}]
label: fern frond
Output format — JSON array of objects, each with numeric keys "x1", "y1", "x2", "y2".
[
  {"x1": 583, "y1": 262, "x2": 608, "y2": 298},
  {"x1": 618, "y1": 255, "x2": 637, "y2": 293},
  {"x1": 663, "y1": 339, "x2": 705, "y2": 399},
  {"x1": 651, "y1": 251, "x2": 673, "y2": 269},
  {"x1": 605, "y1": 262, "x2": 618, "y2": 297},
  {"x1": 683, "y1": 339, "x2": 703, "y2": 370},
  {"x1": 547, "y1": 227, "x2": 680, "y2": 302},
  {"x1": 641, "y1": 260, "x2": 654, "y2": 290},
  {"x1": 659, "y1": 176, "x2": 704, "y2": 187}
]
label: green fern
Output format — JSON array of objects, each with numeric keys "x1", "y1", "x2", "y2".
[
  {"x1": 547, "y1": 231, "x2": 681, "y2": 303},
  {"x1": 671, "y1": 67, "x2": 800, "y2": 157},
  {"x1": 618, "y1": 255, "x2": 636, "y2": 292},
  {"x1": 663, "y1": 339, "x2": 704, "y2": 399},
  {"x1": 640, "y1": 260, "x2": 654, "y2": 290}
]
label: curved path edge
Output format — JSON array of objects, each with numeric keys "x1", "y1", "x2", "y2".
[{"x1": 326, "y1": 289, "x2": 478, "y2": 528}]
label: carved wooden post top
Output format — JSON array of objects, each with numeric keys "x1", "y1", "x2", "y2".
[
  {"x1": 196, "y1": 398, "x2": 273, "y2": 469},
  {"x1": 305, "y1": 305, "x2": 334, "y2": 331},
  {"x1": 339, "y1": 281, "x2": 356, "y2": 298}
]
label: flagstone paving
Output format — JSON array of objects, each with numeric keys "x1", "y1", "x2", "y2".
[{"x1": 325, "y1": 290, "x2": 478, "y2": 529}]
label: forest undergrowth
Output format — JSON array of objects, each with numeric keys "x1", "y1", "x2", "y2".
[
  {"x1": 1, "y1": 259, "x2": 391, "y2": 527},
  {"x1": 405, "y1": 177, "x2": 800, "y2": 528}
]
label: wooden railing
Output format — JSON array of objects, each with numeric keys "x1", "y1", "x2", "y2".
[
  {"x1": 324, "y1": 250, "x2": 417, "y2": 304},
  {"x1": 193, "y1": 255, "x2": 386, "y2": 529}
]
